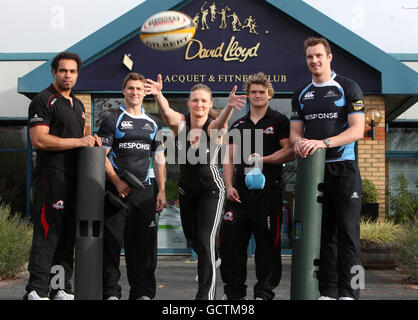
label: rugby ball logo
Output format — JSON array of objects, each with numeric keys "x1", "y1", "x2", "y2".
[{"x1": 140, "y1": 11, "x2": 197, "y2": 51}]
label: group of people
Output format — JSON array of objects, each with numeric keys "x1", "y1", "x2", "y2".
[{"x1": 25, "y1": 36, "x2": 365, "y2": 301}]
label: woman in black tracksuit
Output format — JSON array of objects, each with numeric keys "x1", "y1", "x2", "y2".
[{"x1": 146, "y1": 74, "x2": 246, "y2": 300}]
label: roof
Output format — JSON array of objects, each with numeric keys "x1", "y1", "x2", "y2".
[{"x1": 17, "y1": 0, "x2": 418, "y2": 118}]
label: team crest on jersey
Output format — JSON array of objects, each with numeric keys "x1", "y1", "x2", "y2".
[
  {"x1": 142, "y1": 123, "x2": 154, "y2": 131},
  {"x1": 352, "y1": 100, "x2": 364, "y2": 111},
  {"x1": 263, "y1": 126, "x2": 274, "y2": 135},
  {"x1": 52, "y1": 200, "x2": 64, "y2": 210},
  {"x1": 324, "y1": 90, "x2": 338, "y2": 98},
  {"x1": 223, "y1": 211, "x2": 234, "y2": 222}
]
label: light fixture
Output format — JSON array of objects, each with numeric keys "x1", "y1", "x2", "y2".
[
  {"x1": 365, "y1": 107, "x2": 382, "y2": 140},
  {"x1": 122, "y1": 54, "x2": 133, "y2": 71}
]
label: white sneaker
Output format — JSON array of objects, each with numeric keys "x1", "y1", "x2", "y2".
[
  {"x1": 318, "y1": 296, "x2": 336, "y2": 300},
  {"x1": 106, "y1": 296, "x2": 119, "y2": 300},
  {"x1": 339, "y1": 297, "x2": 354, "y2": 300},
  {"x1": 52, "y1": 290, "x2": 74, "y2": 300},
  {"x1": 27, "y1": 290, "x2": 49, "y2": 300},
  {"x1": 137, "y1": 296, "x2": 151, "y2": 300}
]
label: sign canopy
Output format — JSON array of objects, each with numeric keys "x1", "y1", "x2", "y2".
[{"x1": 75, "y1": 0, "x2": 380, "y2": 94}]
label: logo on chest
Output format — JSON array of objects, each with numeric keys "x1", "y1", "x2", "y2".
[
  {"x1": 263, "y1": 126, "x2": 274, "y2": 135},
  {"x1": 142, "y1": 123, "x2": 154, "y2": 131},
  {"x1": 324, "y1": 90, "x2": 339, "y2": 98},
  {"x1": 121, "y1": 121, "x2": 134, "y2": 130},
  {"x1": 303, "y1": 91, "x2": 315, "y2": 100}
]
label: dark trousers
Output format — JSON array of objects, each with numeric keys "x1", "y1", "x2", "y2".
[
  {"x1": 220, "y1": 186, "x2": 282, "y2": 300},
  {"x1": 26, "y1": 173, "x2": 76, "y2": 297},
  {"x1": 319, "y1": 160, "x2": 362, "y2": 299},
  {"x1": 178, "y1": 185, "x2": 224, "y2": 300},
  {"x1": 102, "y1": 183, "x2": 157, "y2": 300}
]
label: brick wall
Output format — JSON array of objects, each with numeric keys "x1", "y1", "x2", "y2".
[
  {"x1": 75, "y1": 93, "x2": 92, "y2": 135},
  {"x1": 357, "y1": 95, "x2": 386, "y2": 218}
]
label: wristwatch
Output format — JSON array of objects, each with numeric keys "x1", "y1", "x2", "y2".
[{"x1": 323, "y1": 138, "x2": 331, "y2": 148}]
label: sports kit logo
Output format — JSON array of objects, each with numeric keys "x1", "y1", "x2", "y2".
[
  {"x1": 121, "y1": 121, "x2": 134, "y2": 129},
  {"x1": 223, "y1": 211, "x2": 234, "y2": 222},
  {"x1": 352, "y1": 100, "x2": 364, "y2": 111},
  {"x1": 30, "y1": 114, "x2": 44, "y2": 123},
  {"x1": 303, "y1": 91, "x2": 315, "y2": 100},
  {"x1": 52, "y1": 200, "x2": 64, "y2": 210},
  {"x1": 263, "y1": 126, "x2": 274, "y2": 135}
]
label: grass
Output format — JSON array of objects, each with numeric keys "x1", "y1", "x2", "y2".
[
  {"x1": 0, "y1": 203, "x2": 32, "y2": 279},
  {"x1": 397, "y1": 218, "x2": 418, "y2": 276},
  {"x1": 360, "y1": 219, "x2": 406, "y2": 247}
]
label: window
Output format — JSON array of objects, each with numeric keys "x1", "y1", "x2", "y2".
[
  {"x1": 0, "y1": 125, "x2": 28, "y2": 215},
  {"x1": 92, "y1": 95, "x2": 296, "y2": 252}
]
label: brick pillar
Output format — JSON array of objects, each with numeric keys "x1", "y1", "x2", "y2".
[
  {"x1": 75, "y1": 93, "x2": 92, "y2": 135},
  {"x1": 357, "y1": 95, "x2": 386, "y2": 219}
]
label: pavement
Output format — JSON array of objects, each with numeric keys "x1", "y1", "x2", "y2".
[{"x1": 0, "y1": 255, "x2": 416, "y2": 301}]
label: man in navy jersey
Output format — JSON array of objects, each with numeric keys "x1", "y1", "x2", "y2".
[
  {"x1": 98, "y1": 72, "x2": 166, "y2": 300},
  {"x1": 290, "y1": 37, "x2": 365, "y2": 300},
  {"x1": 220, "y1": 72, "x2": 294, "y2": 300},
  {"x1": 25, "y1": 52, "x2": 101, "y2": 300}
]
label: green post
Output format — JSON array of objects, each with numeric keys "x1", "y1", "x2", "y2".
[{"x1": 290, "y1": 148, "x2": 325, "y2": 300}]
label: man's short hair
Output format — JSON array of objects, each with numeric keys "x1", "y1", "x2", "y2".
[
  {"x1": 122, "y1": 72, "x2": 146, "y2": 89},
  {"x1": 243, "y1": 72, "x2": 274, "y2": 97},
  {"x1": 51, "y1": 51, "x2": 82, "y2": 72},
  {"x1": 304, "y1": 37, "x2": 332, "y2": 55}
]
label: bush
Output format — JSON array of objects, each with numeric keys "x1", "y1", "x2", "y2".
[
  {"x1": 360, "y1": 219, "x2": 405, "y2": 248},
  {"x1": 398, "y1": 218, "x2": 418, "y2": 275},
  {"x1": 0, "y1": 202, "x2": 32, "y2": 279},
  {"x1": 362, "y1": 178, "x2": 378, "y2": 203},
  {"x1": 389, "y1": 173, "x2": 418, "y2": 224}
]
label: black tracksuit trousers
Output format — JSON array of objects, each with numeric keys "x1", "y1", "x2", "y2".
[
  {"x1": 319, "y1": 160, "x2": 362, "y2": 299},
  {"x1": 102, "y1": 182, "x2": 157, "y2": 300},
  {"x1": 26, "y1": 173, "x2": 76, "y2": 298},
  {"x1": 220, "y1": 186, "x2": 283, "y2": 300},
  {"x1": 178, "y1": 184, "x2": 224, "y2": 300}
]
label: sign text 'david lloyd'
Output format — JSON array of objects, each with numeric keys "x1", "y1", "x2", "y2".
[{"x1": 161, "y1": 1, "x2": 288, "y2": 88}]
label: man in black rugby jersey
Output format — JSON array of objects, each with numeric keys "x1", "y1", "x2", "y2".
[
  {"x1": 290, "y1": 37, "x2": 365, "y2": 300},
  {"x1": 25, "y1": 52, "x2": 101, "y2": 300},
  {"x1": 98, "y1": 72, "x2": 166, "y2": 300},
  {"x1": 220, "y1": 72, "x2": 294, "y2": 300}
]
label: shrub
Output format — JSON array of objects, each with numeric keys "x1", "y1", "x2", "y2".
[
  {"x1": 388, "y1": 173, "x2": 418, "y2": 224},
  {"x1": 0, "y1": 202, "x2": 32, "y2": 279},
  {"x1": 362, "y1": 178, "x2": 378, "y2": 203},
  {"x1": 398, "y1": 218, "x2": 418, "y2": 275},
  {"x1": 360, "y1": 219, "x2": 405, "y2": 248}
]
